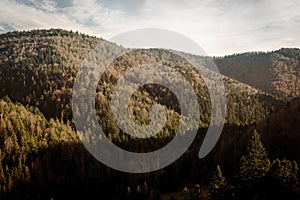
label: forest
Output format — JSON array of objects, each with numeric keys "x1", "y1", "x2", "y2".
[{"x1": 0, "y1": 29, "x2": 299, "y2": 199}]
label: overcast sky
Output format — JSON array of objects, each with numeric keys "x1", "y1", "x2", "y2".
[{"x1": 0, "y1": 0, "x2": 299, "y2": 56}]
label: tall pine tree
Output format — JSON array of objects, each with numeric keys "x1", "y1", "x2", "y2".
[{"x1": 236, "y1": 130, "x2": 270, "y2": 199}]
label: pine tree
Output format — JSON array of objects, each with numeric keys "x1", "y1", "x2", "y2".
[
  {"x1": 191, "y1": 184, "x2": 201, "y2": 200},
  {"x1": 125, "y1": 186, "x2": 131, "y2": 200},
  {"x1": 183, "y1": 184, "x2": 201, "y2": 200},
  {"x1": 209, "y1": 165, "x2": 232, "y2": 200},
  {"x1": 142, "y1": 181, "x2": 150, "y2": 197},
  {"x1": 267, "y1": 159, "x2": 299, "y2": 198},
  {"x1": 135, "y1": 185, "x2": 143, "y2": 199},
  {"x1": 236, "y1": 130, "x2": 270, "y2": 199},
  {"x1": 183, "y1": 187, "x2": 191, "y2": 200}
]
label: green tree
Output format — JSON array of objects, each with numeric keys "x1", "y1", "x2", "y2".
[
  {"x1": 236, "y1": 130, "x2": 270, "y2": 199},
  {"x1": 142, "y1": 181, "x2": 150, "y2": 197},
  {"x1": 183, "y1": 184, "x2": 201, "y2": 200},
  {"x1": 266, "y1": 159, "x2": 299, "y2": 199},
  {"x1": 209, "y1": 165, "x2": 232, "y2": 200},
  {"x1": 183, "y1": 187, "x2": 191, "y2": 200},
  {"x1": 191, "y1": 184, "x2": 201, "y2": 200},
  {"x1": 125, "y1": 186, "x2": 131, "y2": 200},
  {"x1": 135, "y1": 185, "x2": 142, "y2": 199}
]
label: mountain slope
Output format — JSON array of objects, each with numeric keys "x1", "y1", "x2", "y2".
[
  {"x1": 0, "y1": 29, "x2": 299, "y2": 199},
  {"x1": 215, "y1": 48, "x2": 300, "y2": 100},
  {"x1": 0, "y1": 29, "x2": 102, "y2": 120},
  {"x1": 258, "y1": 98, "x2": 300, "y2": 161},
  {"x1": 0, "y1": 97, "x2": 79, "y2": 198},
  {"x1": 0, "y1": 29, "x2": 283, "y2": 128}
]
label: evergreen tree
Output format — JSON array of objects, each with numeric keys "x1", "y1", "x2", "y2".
[
  {"x1": 183, "y1": 184, "x2": 201, "y2": 200},
  {"x1": 266, "y1": 159, "x2": 299, "y2": 199},
  {"x1": 191, "y1": 184, "x2": 201, "y2": 200},
  {"x1": 135, "y1": 185, "x2": 143, "y2": 200},
  {"x1": 183, "y1": 187, "x2": 191, "y2": 200},
  {"x1": 125, "y1": 186, "x2": 131, "y2": 200},
  {"x1": 236, "y1": 130, "x2": 270, "y2": 199},
  {"x1": 142, "y1": 181, "x2": 150, "y2": 198},
  {"x1": 209, "y1": 165, "x2": 232, "y2": 200}
]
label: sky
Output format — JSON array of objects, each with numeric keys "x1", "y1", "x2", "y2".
[{"x1": 0, "y1": 0, "x2": 300, "y2": 56}]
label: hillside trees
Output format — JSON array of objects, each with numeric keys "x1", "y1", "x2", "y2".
[
  {"x1": 235, "y1": 130, "x2": 271, "y2": 199},
  {"x1": 207, "y1": 130, "x2": 299, "y2": 200},
  {"x1": 208, "y1": 165, "x2": 233, "y2": 200}
]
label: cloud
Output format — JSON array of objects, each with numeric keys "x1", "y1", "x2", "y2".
[
  {"x1": 138, "y1": 0, "x2": 300, "y2": 55},
  {"x1": 96, "y1": 0, "x2": 146, "y2": 15},
  {"x1": 0, "y1": 0, "x2": 299, "y2": 55},
  {"x1": 18, "y1": 0, "x2": 59, "y2": 12},
  {"x1": 0, "y1": 0, "x2": 92, "y2": 34},
  {"x1": 65, "y1": 0, "x2": 126, "y2": 34}
]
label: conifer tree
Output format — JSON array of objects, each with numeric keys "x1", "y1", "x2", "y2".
[
  {"x1": 142, "y1": 181, "x2": 150, "y2": 197},
  {"x1": 183, "y1": 184, "x2": 201, "y2": 200},
  {"x1": 125, "y1": 186, "x2": 131, "y2": 200},
  {"x1": 209, "y1": 165, "x2": 232, "y2": 200},
  {"x1": 183, "y1": 187, "x2": 191, "y2": 200},
  {"x1": 135, "y1": 185, "x2": 143, "y2": 199},
  {"x1": 236, "y1": 130, "x2": 270, "y2": 199},
  {"x1": 267, "y1": 159, "x2": 299, "y2": 198},
  {"x1": 191, "y1": 184, "x2": 201, "y2": 200}
]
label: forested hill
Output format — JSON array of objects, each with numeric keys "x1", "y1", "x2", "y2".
[
  {"x1": 0, "y1": 29, "x2": 299, "y2": 199},
  {"x1": 0, "y1": 29, "x2": 102, "y2": 121},
  {"x1": 0, "y1": 29, "x2": 283, "y2": 127},
  {"x1": 214, "y1": 48, "x2": 300, "y2": 100},
  {"x1": 258, "y1": 98, "x2": 300, "y2": 161}
]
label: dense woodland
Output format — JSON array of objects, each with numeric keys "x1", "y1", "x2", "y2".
[
  {"x1": 215, "y1": 48, "x2": 300, "y2": 100},
  {"x1": 0, "y1": 29, "x2": 299, "y2": 199}
]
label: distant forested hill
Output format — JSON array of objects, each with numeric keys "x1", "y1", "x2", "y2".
[{"x1": 215, "y1": 48, "x2": 300, "y2": 100}]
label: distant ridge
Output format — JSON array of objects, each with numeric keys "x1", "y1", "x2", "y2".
[{"x1": 214, "y1": 48, "x2": 300, "y2": 100}]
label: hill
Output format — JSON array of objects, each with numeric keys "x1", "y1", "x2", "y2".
[
  {"x1": 258, "y1": 98, "x2": 300, "y2": 161},
  {"x1": 215, "y1": 48, "x2": 300, "y2": 100},
  {"x1": 0, "y1": 29, "x2": 102, "y2": 121},
  {"x1": 0, "y1": 29, "x2": 299, "y2": 199},
  {"x1": 0, "y1": 29, "x2": 283, "y2": 128},
  {"x1": 0, "y1": 97, "x2": 80, "y2": 198}
]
